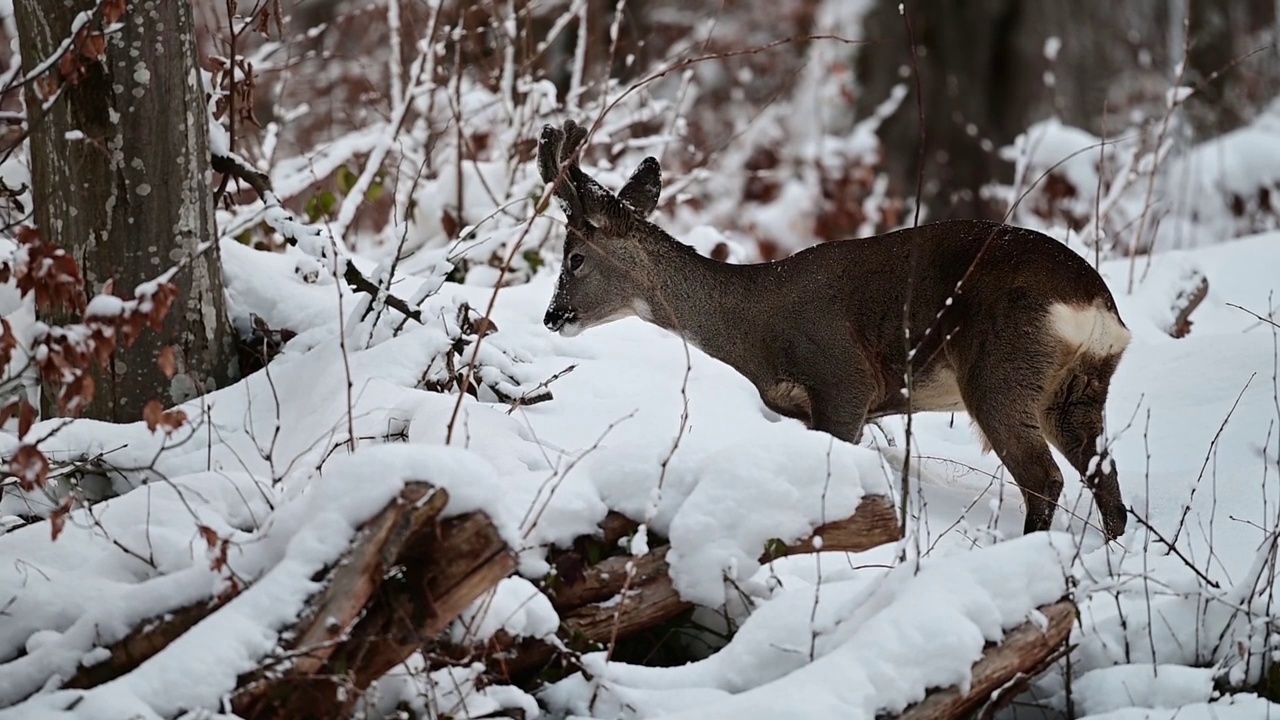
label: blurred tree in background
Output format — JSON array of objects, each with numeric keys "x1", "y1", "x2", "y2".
[{"x1": 854, "y1": 0, "x2": 1280, "y2": 220}]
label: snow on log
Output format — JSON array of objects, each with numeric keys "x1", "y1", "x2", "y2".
[
  {"x1": 456, "y1": 495, "x2": 901, "y2": 683},
  {"x1": 232, "y1": 486, "x2": 516, "y2": 719},
  {"x1": 1129, "y1": 255, "x2": 1210, "y2": 339},
  {"x1": 893, "y1": 599, "x2": 1075, "y2": 720},
  {"x1": 0, "y1": 478, "x2": 515, "y2": 719},
  {"x1": 762, "y1": 494, "x2": 901, "y2": 560}
]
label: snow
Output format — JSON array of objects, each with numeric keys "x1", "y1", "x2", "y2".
[
  {"x1": 3, "y1": 51, "x2": 1280, "y2": 715},
  {"x1": 3, "y1": 220, "x2": 1280, "y2": 716},
  {"x1": 448, "y1": 576, "x2": 559, "y2": 646}
]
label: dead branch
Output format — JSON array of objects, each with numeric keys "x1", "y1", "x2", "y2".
[
  {"x1": 893, "y1": 599, "x2": 1076, "y2": 720},
  {"x1": 61, "y1": 596, "x2": 227, "y2": 691},
  {"x1": 210, "y1": 150, "x2": 427, "y2": 326},
  {"x1": 233, "y1": 490, "x2": 517, "y2": 719},
  {"x1": 1168, "y1": 269, "x2": 1209, "y2": 338}
]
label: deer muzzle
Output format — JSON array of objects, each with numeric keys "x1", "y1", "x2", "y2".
[{"x1": 543, "y1": 304, "x2": 578, "y2": 335}]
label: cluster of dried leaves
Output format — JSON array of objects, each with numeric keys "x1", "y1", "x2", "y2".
[
  {"x1": 32, "y1": 0, "x2": 127, "y2": 99},
  {"x1": 0, "y1": 226, "x2": 186, "y2": 496}
]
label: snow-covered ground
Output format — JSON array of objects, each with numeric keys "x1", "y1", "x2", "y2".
[{"x1": 1, "y1": 221, "x2": 1278, "y2": 718}]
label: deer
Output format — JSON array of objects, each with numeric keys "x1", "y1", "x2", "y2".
[{"x1": 536, "y1": 119, "x2": 1131, "y2": 541}]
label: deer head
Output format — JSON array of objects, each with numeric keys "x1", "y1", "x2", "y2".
[{"x1": 537, "y1": 120, "x2": 664, "y2": 337}]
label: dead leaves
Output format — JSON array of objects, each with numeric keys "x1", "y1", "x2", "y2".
[
  {"x1": 49, "y1": 495, "x2": 75, "y2": 541},
  {"x1": 197, "y1": 524, "x2": 234, "y2": 574},
  {"x1": 102, "y1": 0, "x2": 126, "y2": 25},
  {"x1": 0, "y1": 399, "x2": 39, "y2": 438},
  {"x1": 0, "y1": 226, "x2": 86, "y2": 315},
  {"x1": 8, "y1": 444, "x2": 50, "y2": 492},
  {"x1": 0, "y1": 228, "x2": 186, "y2": 500},
  {"x1": 158, "y1": 346, "x2": 177, "y2": 379},
  {"x1": 34, "y1": 0, "x2": 128, "y2": 99},
  {"x1": 143, "y1": 400, "x2": 187, "y2": 435},
  {"x1": 3, "y1": 227, "x2": 183, "y2": 416}
]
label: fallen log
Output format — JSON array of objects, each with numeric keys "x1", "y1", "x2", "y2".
[
  {"x1": 546, "y1": 545, "x2": 671, "y2": 611},
  {"x1": 763, "y1": 494, "x2": 901, "y2": 561},
  {"x1": 476, "y1": 495, "x2": 902, "y2": 682},
  {"x1": 547, "y1": 494, "x2": 899, "y2": 611},
  {"x1": 49, "y1": 481, "x2": 467, "y2": 705},
  {"x1": 893, "y1": 599, "x2": 1076, "y2": 720},
  {"x1": 60, "y1": 596, "x2": 227, "y2": 691},
  {"x1": 232, "y1": 487, "x2": 517, "y2": 719},
  {"x1": 456, "y1": 552, "x2": 692, "y2": 682}
]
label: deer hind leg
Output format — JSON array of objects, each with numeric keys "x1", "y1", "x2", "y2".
[
  {"x1": 1040, "y1": 354, "x2": 1127, "y2": 540},
  {"x1": 953, "y1": 338, "x2": 1066, "y2": 535}
]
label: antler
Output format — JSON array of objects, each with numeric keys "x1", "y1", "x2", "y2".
[
  {"x1": 537, "y1": 120, "x2": 590, "y2": 222},
  {"x1": 536, "y1": 119, "x2": 663, "y2": 229}
]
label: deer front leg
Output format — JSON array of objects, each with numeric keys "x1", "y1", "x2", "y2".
[{"x1": 807, "y1": 380, "x2": 873, "y2": 445}]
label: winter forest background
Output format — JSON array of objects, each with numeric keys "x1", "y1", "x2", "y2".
[{"x1": 1, "y1": 1, "x2": 1280, "y2": 718}]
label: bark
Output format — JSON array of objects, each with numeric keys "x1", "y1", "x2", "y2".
[
  {"x1": 763, "y1": 494, "x2": 902, "y2": 560},
  {"x1": 15, "y1": 0, "x2": 239, "y2": 422},
  {"x1": 894, "y1": 600, "x2": 1075, "y2": 720},
  {"x1": 232, "y1": 492, "x2": 518, "y2": 719}
]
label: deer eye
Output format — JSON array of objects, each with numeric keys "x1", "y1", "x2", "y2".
[{"x1": 568, "y1": 253, "x2": 585, "y2": 271}]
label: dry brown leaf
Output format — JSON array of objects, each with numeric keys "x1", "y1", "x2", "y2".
[
  {"x1": 17, "y1": 398, "x2": 36, "y2": 437},
  {"x1": 10, "y1": 444, "x2": 50, "y2": 492},
  {"x1": 102, "y1": 0, "x2": 127, "y2": 24},
  {"x1": 158, "y1": 346, "x2": 177, "y2": 379},
  {"x1": 197, "y1": 524, "x2": 219, "y2": 548},
  {"x1": 50, "y1": 495, "x2": 75, "y2": 541}
]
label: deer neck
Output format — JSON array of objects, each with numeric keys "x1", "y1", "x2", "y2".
[{"x1": 636, "y1": 236, "x2": 757, "y2": 356}]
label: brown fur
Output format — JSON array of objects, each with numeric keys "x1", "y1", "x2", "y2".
[{"x1": 536, "y1": 120, "x2": 1132, "y2": 540}]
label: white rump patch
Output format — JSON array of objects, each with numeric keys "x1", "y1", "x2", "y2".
[{"x1": 1047, "y1": 302, "x2": 1131, "y2": 357}]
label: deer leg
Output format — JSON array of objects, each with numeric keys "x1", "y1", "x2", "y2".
[
  {"x1": 970, "y1": 406, "x2": 1065, "y2": 535},
  {"x1": 954, "y1": 344, "x2": 1065, "y2": 535},
  {"x1": 806, "y1": 369, "x2": 876, "y2": 446},
  {"x1": 1041, "y1": 359, "x2": 1127, "y2": 540}
]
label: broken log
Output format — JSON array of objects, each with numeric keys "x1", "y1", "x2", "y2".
[
  {"x1": 475, "y1": 495, "x2": 901, "y2": 682},
  {"x1": 546, "y1": 546, "x2": 671, "y2": 611},
  {"x1": 893, "y1": 599, "x2": 1076, "y2": 720},
  {"x1": 460, "y1": 552, "x2": 692, "y2": 682},
  {"x1": 232, "y1": 488, "x2": 517, "y2": 719},
  {"x1": 763, "y1": 494, "x2": 901, "y2": 561},
  {"x1": 231, "y1": 482, "x2": 450, "y2": 718},
  {"x1": 51, "y1": 481, "x2": 464, "y2": 707}
]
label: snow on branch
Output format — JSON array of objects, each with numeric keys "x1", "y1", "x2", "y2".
[
  {"x1": 208, "y1": 139, "x2": 428, "y2": 327},
  {"x1": 0, "y1": 226, "x2": 196, "y2": 468}
]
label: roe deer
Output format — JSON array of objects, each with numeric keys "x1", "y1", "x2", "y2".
[{"x1": 536, "y1": 119, "x2": 1131, "y2": 540}]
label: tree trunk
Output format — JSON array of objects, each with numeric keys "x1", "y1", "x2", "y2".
[
  {"x1": 15, "y1": 0, "x2": 238, "y2": 422},
  {"x1": 853, "y1": 0, "x2": 1169, "y2": 223}
]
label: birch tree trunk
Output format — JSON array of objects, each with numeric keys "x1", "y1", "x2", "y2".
[{"x1": 14, "y1": 1, "x2": 238, "y2": 421}]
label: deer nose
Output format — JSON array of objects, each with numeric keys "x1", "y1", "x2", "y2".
[{"x1": 543, "y1": 306, "x2": 569, "y2": 332}]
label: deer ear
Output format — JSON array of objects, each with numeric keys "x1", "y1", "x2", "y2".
[{"x1": 618, "y1": 157, "x2": 661, "y2": 218}]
